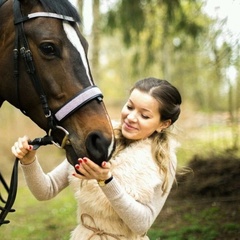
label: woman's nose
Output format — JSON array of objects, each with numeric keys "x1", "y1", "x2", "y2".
[{"x1": 127, "y1": 111, "x2": 137, "y2": 122}]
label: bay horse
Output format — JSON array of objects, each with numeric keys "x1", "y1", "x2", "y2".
[{"x1": 0, "y1": 0, "x2": 115, "y2": 224}]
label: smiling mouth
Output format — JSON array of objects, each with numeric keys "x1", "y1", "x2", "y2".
[{"x1": 124, "y1": 122, "x2": 137, "y2": 131}]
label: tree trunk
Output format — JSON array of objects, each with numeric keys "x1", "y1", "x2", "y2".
[
  {"x1": 77, "y1": 0, "x2": 84, "y2": 32},
  {"x1": 91, "y1": 0, "x2": 100, "y2": 80}
]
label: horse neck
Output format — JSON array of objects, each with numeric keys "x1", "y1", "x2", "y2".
[{"x1": 0, "y1": 1, "x2": 15, "y2": 106}]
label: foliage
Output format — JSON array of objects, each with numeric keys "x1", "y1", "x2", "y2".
[
  {"x1": 94, "y1": 0, "x2": 239, "y2": 118},
  {"x1": 102, "y1": 0, "x2": 206, "y2": 77},
  {"x1": 104, "y1": 0, "x2": 202, "y2": 46}
]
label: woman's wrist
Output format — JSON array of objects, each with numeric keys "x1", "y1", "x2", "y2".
[
  {"x1": 20, "y1": 155, "x2": 36, "y2": 165},
  {"x1": 98, "y1": 175, "x2": 113, "y2": 187}
]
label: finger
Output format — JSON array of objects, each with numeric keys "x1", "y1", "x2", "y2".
[
  {"x1": 16, "y1": 140, "x2": 29, "y2": 154},
  {"x1": 74, "y1": 162, "x2": 92, "y2": 178},
  {"x1": 101, "y1": 161, "x2": 111, "y2": 169},
  {"x1": 80, "y1": 163, "x2": 96, "y2": 177},
  {"x1": 18, "y1": 136, "x2": 30, "y2": 150},
  {"x1": 75, "y1": 159, "x2": 100, "y2": 179},
  {"x1": 11, "y1": 136, "x2": 30, "y2": 159},
  {"x1": 72, "y1": 171, "x2": 86, "y2": 179},
  {"x1": 79, "y1": 158, "x2": 99, "y2": 173},
  {"x1": 11, "y1": 144, "x2": 25, "y2": 159},
  {"x1": 83, "y1": 159, "x2": 112, "y2": 180}
]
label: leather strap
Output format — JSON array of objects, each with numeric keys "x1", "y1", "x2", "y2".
[
  {"x1": 0, "y1": 159, "x2": 18, "y2": 225},
  {"x1": 54, "y1": 86, "x2": 103, "y2": 122}
]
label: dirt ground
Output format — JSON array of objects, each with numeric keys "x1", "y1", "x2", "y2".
[{"x1": 154, "y1": 153, "x2": 240, "y2": 239}]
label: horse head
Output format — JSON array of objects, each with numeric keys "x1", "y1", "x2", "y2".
[{"x1": 0, "y1": 0, "x2": 115, "y2": 167}]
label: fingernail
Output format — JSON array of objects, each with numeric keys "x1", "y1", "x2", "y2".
[
  {"x1": 102, "y1": 162, "x2": 106, "y2": 167},
  {"x1": 83, "y1": 158, "x2": 87, "y2": 163},
  {"x1": 29, "y1": 145, "x2": 33, "y2": 150},
  {"x1": 72, "y1": 173, "x2": 76, "y2": 176},
  {"x1": 78, "y1": 159, "x2": 83, "y2": 163},
  {"x1": 75, "y1": 164, "x2": 80, "y2": 169}
]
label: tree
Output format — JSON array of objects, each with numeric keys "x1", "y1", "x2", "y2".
[
  {"x1": 91, "y1": 0, "x2": 100, "y2": 78},
  {"x1": 103, "y1": 0, "x2": 204, "y2": 72}
]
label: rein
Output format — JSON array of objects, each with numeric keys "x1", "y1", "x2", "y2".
[
  {"x1": 0, "y1": 159, "x2": 18, "y2": 225},
  {"x1": 0, "y1": 0, "x2": 103, "y2": 225},
  {"x1": 0, "y1": 136, "x2": 52, "y2": 226}
]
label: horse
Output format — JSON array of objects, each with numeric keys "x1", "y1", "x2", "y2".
[
  {"x1": 0, "y1": 0, "x2": 115, "y2": 165},
  {"x1": 0, "y1": 0, "x2": 115, "y2": 224}
]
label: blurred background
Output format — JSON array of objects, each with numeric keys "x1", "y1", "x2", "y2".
[{"x1": 1, "y1": 0, "x2": 239, "y2": 239}]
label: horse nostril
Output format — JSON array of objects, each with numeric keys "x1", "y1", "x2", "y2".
[{"x1": 85, "y1": 131, "x2": 110, "y2": 166}]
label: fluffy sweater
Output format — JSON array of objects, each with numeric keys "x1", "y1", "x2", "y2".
[{"x1": 20, "y1": 138, "x2": 177, "y2": 240}]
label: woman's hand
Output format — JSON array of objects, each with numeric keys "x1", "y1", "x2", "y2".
[
  {"x1": 11, "y1": 136, "x2": 36, "y2": 165},
  {"x1": 73, "y1": 157, "x2": 112, "y2": 181}
]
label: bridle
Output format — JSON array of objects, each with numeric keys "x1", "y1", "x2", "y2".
[
  {"x1": 0, "y1": 0, "x2": 103, "y2": 225},
  {"x1": 13, "y1": 0, "x2": 103, "y2": 148}
]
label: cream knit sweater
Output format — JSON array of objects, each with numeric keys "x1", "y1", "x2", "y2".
[{"x1": 20, "y1": 138, "x2": 177, "y2": 240}]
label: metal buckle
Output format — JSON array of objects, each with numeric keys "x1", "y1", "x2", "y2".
[{"x1": 48, "y1": 125, "x2": 69, "y2": 148}]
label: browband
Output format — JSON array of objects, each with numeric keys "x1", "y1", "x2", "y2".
[
  {"x1": 14, "y1": 12, "x2": 75, "y2": 24},
  {"x1": 55, "y1": 86, "x2": 103, "y2": 122}
]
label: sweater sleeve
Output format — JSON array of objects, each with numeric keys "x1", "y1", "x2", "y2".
[
  {"x1": 20, "y1": 158, "x2": 70, "y2": 201},
  {"x1": 100, "y1": 170, "x2": 175, "y2": 235}
]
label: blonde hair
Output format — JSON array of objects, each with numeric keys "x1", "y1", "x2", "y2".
[
  {"x1": 113, "y1": 77, "x2": 181, "y2": 194},
  {"x1": 151, "y1": 131, "x2": 171, "y2": 193}
]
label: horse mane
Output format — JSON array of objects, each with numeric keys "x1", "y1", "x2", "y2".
[{"x1": 39, "y1": 0, "x2": 81, "y2": 22}]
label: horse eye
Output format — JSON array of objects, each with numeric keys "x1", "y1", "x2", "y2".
[{"x1": 39, "y1": 43, "x2": 58, "y2": 56}]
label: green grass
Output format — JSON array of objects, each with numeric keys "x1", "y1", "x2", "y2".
[
  {"x1": 2, "y1": 180, "x2": 239, "y2": 239},
  {"x1": 148, "y1": 203, "x2": 240, "y2": 240},
  {"x1": 1, "y1": 187, "x2": 76, "y2": 240}
]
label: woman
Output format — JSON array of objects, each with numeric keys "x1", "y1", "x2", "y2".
[{"x1": 12, "y1": 77, "x2": 182, "y2": 239}]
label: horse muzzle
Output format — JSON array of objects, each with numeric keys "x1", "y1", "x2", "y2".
[{"x1": 64, "y1": 130, "x2": 115, "y2": 167}]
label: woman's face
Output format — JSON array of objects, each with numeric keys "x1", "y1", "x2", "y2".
[{"x1": 121, "y1": 89, "x2": 167, "y2": 140}]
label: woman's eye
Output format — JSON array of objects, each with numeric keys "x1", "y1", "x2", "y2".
[
  {"x1": 141, "y1": 115, "x2": 150, "y2": 119},
  {"x1": 39, "y1": 43, "x2": 59, "y2": 56},
  {"x1": 127, "y1": 105, "x2": 133, "y2": 110}
]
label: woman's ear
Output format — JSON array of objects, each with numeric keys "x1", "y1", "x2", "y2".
[{"x1": 156, "y1": 119, "x2": 171, "y2": 132}]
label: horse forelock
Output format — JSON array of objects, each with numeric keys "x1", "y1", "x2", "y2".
[{"x1": 38, "y1": 0, "x2": 80, "y2": 23}]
